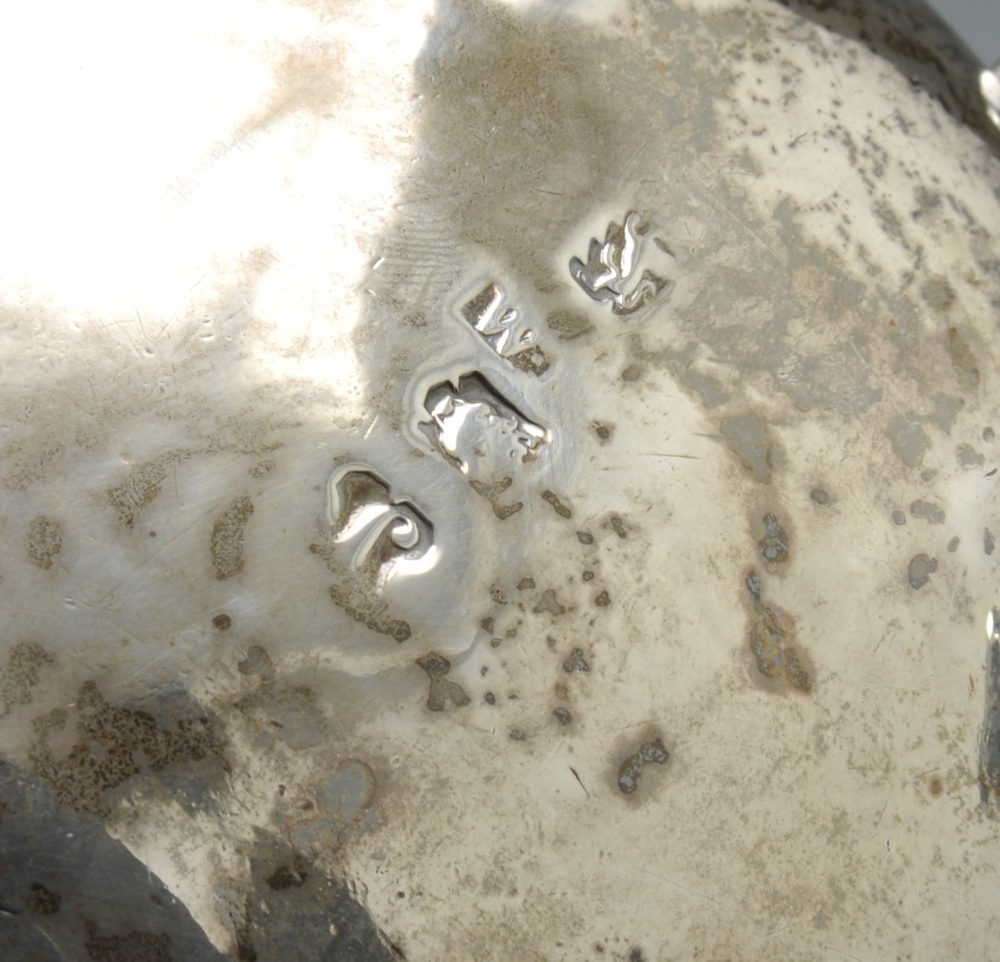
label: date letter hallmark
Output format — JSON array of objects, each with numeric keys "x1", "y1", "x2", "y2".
[
  {"x1": 569, "y1": 210, "x2": 674, "y2": 316},
  {"x1": 459, "y1": 282, "x2": 550, "y2": 376},
  {"x1": 323, "y1": 465, "x2": 437, "y2": 589}
]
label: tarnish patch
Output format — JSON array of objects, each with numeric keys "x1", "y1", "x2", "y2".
[
  {"x1": 27, "y1": 515, "x2": 62, "y2": 569},
  {"x1": 416, "y1": 652, "x2": 471, "y2": 711},
  {"x1": 211, "y1": 496, "x2": 254, "y2": 580},
  {"x1": 0, "y1": 642, "x2": 52, "y2": 716},
  {"x1": 979, "y1": 612, "x2": 1000, "y2": 806},
  {"x1": 29, "y1": 682, "x2": 227, "y2": 817},
  {"x1": 327, "y1": 583, "x2": 412, "y2": 642}
]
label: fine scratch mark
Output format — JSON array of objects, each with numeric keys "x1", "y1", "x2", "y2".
[
  {"x1": 685, "y1": 171, "x2": 786, "y2": 268},
  {"x1": 569, "y1": 766, "x2": 590, "y2": 797}
]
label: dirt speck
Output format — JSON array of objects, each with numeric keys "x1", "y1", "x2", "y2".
[
  {"x1": 947, "y1": 537, "x2": 960, "y2": 552},
  {"x1": 576, "y1": 531, "x2": 594, "y2": 545},
  {"x1": 266, "y1": 862, "x2": 308, "y2": 891},
  {"x1": 490, "y1": 585, "x2": 508, "y2": 605},
  {"x1": 27, "y1": 516, "x2": 62, "y2": 569},
  {"x1": 907, "y1": 553, "x2": 937, "y2": 589},
  {"x1": 610, "y1": 516, "x2": 627, "y2": 539},
  {"x1": 582, "y1": 570, "x2": 595, "y2": 581},
  {"x1": 517, "y1": 577, "x2": 535, "y2": 590},
  {"x1": 541, "y1": 490, "x2": 572, "y2": 518},
  {"x1": 211, "y1": 496, "x2": 254, "y2": 580},
  {"x1": 592, "y1": 422, "x2": 612, "y2": 442},
  {"x1": 929, "y1": 776, "x2": 944, "y2": 797},
  {"x1": 212, "y1": 614, "x2": 232, "y2": 630},
  {"x1": 892, "y1": 510, "x2": 906, "y2": 525},
  {"x1": 594, "y1": 591, "x2": 611, "y2": 607}
]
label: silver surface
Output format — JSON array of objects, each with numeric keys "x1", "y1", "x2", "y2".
[{"x1": 1, "y1": 0, "x2": 999, "y2": 960}]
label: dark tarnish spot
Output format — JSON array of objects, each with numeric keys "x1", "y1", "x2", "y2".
[
  {"x1": 986, "y1": 529, "x2": 996, "y2": 556},
  {"x1": 84, "y1": 923, "x2": 174, "y2": 962},
  {"x1": 758, "y1": 513, "x2": 789, "y2": 566},
  {"x1": 469, "y1": 477, "x2": 523, "y2": 520},
  {"x1": 541, "y1": 490, "x2": 572, "y2": 518},
  {"x1": 509, "y1": 346, "x2": 550, "y2": 376},
  {"x1": 534, "y1": 589, "x2": 566, "y2": 616},
  {"x1": 594, "y1": 591, "x2": 611, "y2": 607},
  {"x1": 30, "y1": 682, "x2": 227, "y2": 817},
  {"x1": 617, "y1": 738, "x2": 669, "y2": 794},
  {"x1": 517, "y1": 577, "x2": 535, "y2": 590},
  {"x1": 563, "y1": 648, "x2": 590, "y2": 673},
  {"x1": 592, "y1": 422, "x2": 612, "y2": 442},
  {"x1": 577, "y1": 531, "x2": 594, "y2": 544},
  {"x1": 947, "y1": 537, "x2": 960, "y2": 552},
  {"x1": 947, "y1": 327, "x2": 980, "y2": 391},
  {"x1": 328, "y1": 585, "x2": 412, "y2": 642},
  {"x1": 0, "y1": 642, "x2": 52, "y2": 716},
  {"x1": 721, "y1": 414, "x2": 772, "y2": 483},
  {"x1": 907, "y1": 553, "x2": 938, "y2": 589},
  {"x1": 979, "y1": 624, "x2": 1000, "y2": 805},
  {"x1": 416, "y1": 652, "x2": 470, "y2": 712},
  {"x1": 745, "y1": 572, "x2": 811, "y2": 693},
  {"x1": 26, "y1": 883, "x2": 61, "y2": 916},
  {"x1": 910, "y1": 500, "x2": 946, "y2": 524},
  {"x1": 892, "y1": 510, "x2": 906, "y2": 525},
  {"x1": 552, "y1": 707, "x2": 572, "y2": 725},
  {"x1": 27, "y1": 516, "x2": 62, "y2": 569},
  {"x1": 212, "y1": 614, "x2": 232, "y2": 630},
  {"x1": 610, "y1": 516, "x2": 627, "y2": 539},
  {"x1": 211, "y1": 496, "x2": 254, "y2": 580},
  {"x1": 546, "y1": 310, "x2": 593, "y2": 340}
]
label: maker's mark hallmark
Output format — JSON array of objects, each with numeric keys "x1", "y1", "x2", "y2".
[{"x1": 569, "y1": 210, "x2": 674, "y2": 316}]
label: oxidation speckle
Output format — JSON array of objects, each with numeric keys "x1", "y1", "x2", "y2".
[
  {"x1": 27, "y1": 516, "x2": 62, "y2": 570},
  {"x1": 552, "y1": 707, "x2": 572, "y2": 725},
  {"x1": 563, "y1": 648, "x2": 590, "y2": 673},
  {"x1": 416, "y1": 652, "x2": 470, "y2": 712},
  {"x1": 947, "y1": 537, "x2": 960, "y2": 552},
  {"x1": 986, "y1": 529, "x2": 996, "y2": 556},
  {"x1": 758, "y1": 513, "x2": 789, "y2": 565}
]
